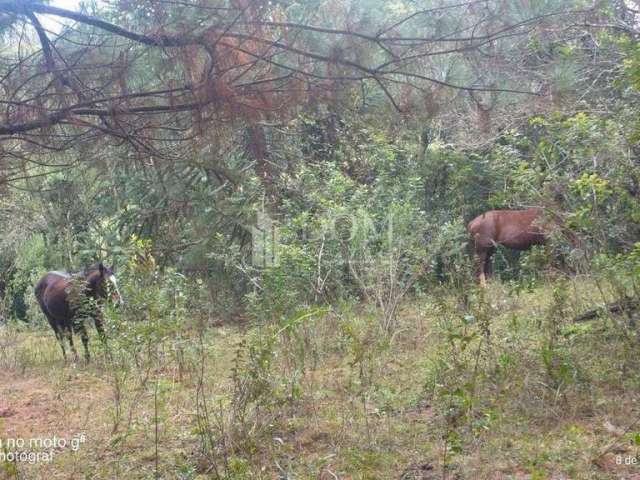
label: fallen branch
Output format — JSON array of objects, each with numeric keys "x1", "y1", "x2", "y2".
[{"x1": 574, "y1": 297, "x2": 640, "y2": 323}]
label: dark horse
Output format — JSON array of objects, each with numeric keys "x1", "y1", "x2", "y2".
[
  {"x1": 468, "y1": 208, "x2": 546, "y2": 287},
  {"x1": 35, "y1": 263, "x2": 123, "y2": 362}
]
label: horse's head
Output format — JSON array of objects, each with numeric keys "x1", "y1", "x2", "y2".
[{"x1": 89, "y1": 263, "x2": 124, "y2": 306}]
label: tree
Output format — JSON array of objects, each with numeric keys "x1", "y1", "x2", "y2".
[{"x1": 0, "y1": 0, "x2": 591, "y2": 187}]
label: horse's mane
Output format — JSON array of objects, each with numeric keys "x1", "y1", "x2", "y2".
[
  {"x1": 49, "y1": 265, "x2": 106, "y2": 280},
  {"x1": 59, "y1": 266, "x2": 100, "y2": 279},
  {"x1": 79, "y1": 266, "x2": 103, "y2": 278}
]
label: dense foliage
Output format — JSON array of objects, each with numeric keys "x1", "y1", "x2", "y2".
[{"x1": 0, "y1": 0, "x2": 639, "y2": 321}]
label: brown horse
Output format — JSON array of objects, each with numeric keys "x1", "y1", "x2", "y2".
[
  {"x1": 468, "y1": 208, "x2": 546, "y2": 286},
  {"x1": 34, "y1": 263, "x2": 123, "y2": 362}
]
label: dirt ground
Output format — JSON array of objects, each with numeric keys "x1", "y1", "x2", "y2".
[{"x1": 0, "y1": 366, "x2": 114, "y2": 479}]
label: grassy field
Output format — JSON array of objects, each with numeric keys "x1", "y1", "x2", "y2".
[{"x1": 0, "y1": 277, "x2": 639, "y2": 479}]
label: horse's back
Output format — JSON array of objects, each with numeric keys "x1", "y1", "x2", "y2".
[
  {"x1": 35, "y1": 272, "x2": 72, "y2": 320},
  {"x1": 50, "y1": 270, "x2": 71, "y2": 279},
  {"x1": 468, "y1": 208, "x2": 544, "y2": 250},
  {"x1": 35, "y1": 271, "x2": 69, "y2": 294},
  {"x1": 468, "y1": 208, "x2": 542, "y2": 230}
]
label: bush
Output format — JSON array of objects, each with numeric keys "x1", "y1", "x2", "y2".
[{"x1": 2, "y1": 234, "x2": 48, "y2": 322}]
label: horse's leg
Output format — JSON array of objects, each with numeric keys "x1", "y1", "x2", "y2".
[
  {"x1": 73, "y1": 318, "x2": 91, "y2": 362},
  {"x1": 475, "y1": 252, "x2": 485, "y2": 287},
  {"x1": 64, "y1": 327, "x2": 79, "y2": 362},
  {"x1": 54, "y1": 328, "x2": 67, "y2": 362},
  {"x1": 94, "y1": 314, "x2": 106, "y2": 343},
  {"x1": 477, "y1": 248, "x2": 494, "y2": 288},
  {"x1": 79, "y1": 325, "x2": 90, "y2": 362},
  {"x1": 484, "y1": 250, "x2": 494, "y2": 279},
  {"x1": 476, "y1": 250, "x2": 487, "y2": 288},
  {"x1": 480, "y1": 269, "x2": 488, "y2": 288},
  {"x1": 44, "y1": 314, "x2": 67, "y2": 361}
]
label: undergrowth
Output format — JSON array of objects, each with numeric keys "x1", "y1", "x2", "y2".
[{"x1": 1, "y1": 272, "x2": 639, "y2": 479}]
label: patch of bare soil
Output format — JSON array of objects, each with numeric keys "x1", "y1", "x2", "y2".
[
  {"x1": 1, "y1": 374, "x2": 105, "y2": 436},
  {"x1": 0, "y1": 368, "x2": 111, "y2": 479}
]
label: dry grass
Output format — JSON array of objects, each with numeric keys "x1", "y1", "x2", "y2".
[{"x1": 0, "y1": 276, "x2": 639, "y2": 479}]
